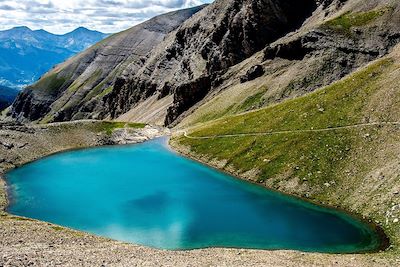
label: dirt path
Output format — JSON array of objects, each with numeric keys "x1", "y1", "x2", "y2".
[{"x1": 181, "y1": 122, "x2": 400, "y2": 139}]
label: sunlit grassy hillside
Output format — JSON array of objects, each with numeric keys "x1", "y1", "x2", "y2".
[{"x1": 174, "y1": 48, "x2": 400, "y2": 253}]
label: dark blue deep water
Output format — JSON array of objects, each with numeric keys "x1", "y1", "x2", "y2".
[{"x1": 5, "y1": 138, "x2": 381, "y2": 252}]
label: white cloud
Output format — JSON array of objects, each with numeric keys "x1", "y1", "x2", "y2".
[{"x1": 0, "y1": 0, "x2": 212, "y2": 34}]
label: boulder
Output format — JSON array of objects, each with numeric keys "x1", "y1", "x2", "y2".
[{"x1": 240, "y1": 65, "x2": 265, "y2": 83}]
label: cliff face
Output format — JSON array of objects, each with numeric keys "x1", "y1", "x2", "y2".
[
  {"x1": 8, "y1": 0, "x2": 400, "y2": 127},
  {"x1": 103, "y1": 0, "x2": 319, "y2": 124}
]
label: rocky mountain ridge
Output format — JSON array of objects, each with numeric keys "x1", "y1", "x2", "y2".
[
  {"x1": 8, "y1": 0, "x2": 400, "y2": 128},
  {"x1": 111, "y1": 0, "x2": 319, "y2": 125},
  {"x1": 9, "y1": 6, "x2": 206, "y2": 123}
]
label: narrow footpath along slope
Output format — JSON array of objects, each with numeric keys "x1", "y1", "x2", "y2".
[{"x1": 182, "y1": 122, "x2": 400, "y2": 139}]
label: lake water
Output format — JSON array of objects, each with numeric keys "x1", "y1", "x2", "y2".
[{"x1": 5, "y1": 137, "x2": 381, "y2": 252}]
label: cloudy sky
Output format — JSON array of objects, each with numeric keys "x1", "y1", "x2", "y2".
[{"x1": 0, "y1": 0, "x2": 213, "y2": 34}]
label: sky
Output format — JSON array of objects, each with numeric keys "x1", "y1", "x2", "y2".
[{"x1": 0, "y1": 0, "x2": 213, "y2": 34}]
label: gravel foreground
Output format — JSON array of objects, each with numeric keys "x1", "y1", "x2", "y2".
[{"x1": 0, "y1": 121, "x2": 398, "y2": 266}]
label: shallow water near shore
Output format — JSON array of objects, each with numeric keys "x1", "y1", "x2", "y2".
[{"x1": 5, "y1": 137, "x2": 381, "y2": 252}]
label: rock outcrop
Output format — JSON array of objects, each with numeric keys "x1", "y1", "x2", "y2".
[
  {"x1": 104, "y1": 0, "x2": 318, "y2": 125},
  {"x1": 240, "y1": 65, "x2": 265, "y2": 83},
  {"x1": 261, "y1": 5, "x2": 400, "y2": 98}
]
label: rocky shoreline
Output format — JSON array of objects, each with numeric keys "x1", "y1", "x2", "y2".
[
  {"x1": 168, "y1": 136, "x2": 391, "y2": 252},
  {"x1": 0, "y1": 121, "x2": 398, "y2": 266}
]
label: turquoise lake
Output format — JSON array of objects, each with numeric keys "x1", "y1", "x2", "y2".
[{"x1": 5, "y1": 137, "x2": 381, "y2": 252}]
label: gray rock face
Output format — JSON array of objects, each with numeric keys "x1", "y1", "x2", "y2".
[
  {"x1": 165, "y1": 76, "x2": 212, "y2": 125},
  {"x1": 106, "y1": 0, "x2": 318, "y2": 125},
  {"x1": 263, "y1": 5, "x2": 400, "y2": 97}
]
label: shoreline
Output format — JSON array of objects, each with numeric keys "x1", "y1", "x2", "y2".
[
  {"x1": 1, "y1": 135, "x2": 389, "y2": 254},
  {"x1": 167, "y1": 136, "x2": 391, "y2": 254},
  {"x1": 0, "y1": 122, "x2": 398, "y2": 266}
]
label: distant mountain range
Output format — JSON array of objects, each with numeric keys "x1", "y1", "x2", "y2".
[{"x1": 0, "y1": 26, "x2": 108, "y2": 90}]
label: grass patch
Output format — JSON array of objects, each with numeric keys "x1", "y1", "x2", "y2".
[
  {"x1": 239, "y1": 90, "x2": 266, "y2": 111},
  {"x1": 40, "y1": 114, "x2": 55, "y2": 124},
  {"x1": 96, "y1": 121, "x2": 146, "y2": 135},
  {"x1": 98, "y1": 86, "x2": 113, "y2": 98},
  {"x1": 67, "y1": 81, "x2": 82, "y2": 93},
  {"x1": 32, "y1": 73, "x2": 66, "y2": 95},
  {"x1": 179, "y1": 131, "x2": 353, "y2": 185},
  {"x1": 79, "y1": 70, "x2": 107, "y2": 100},
  {"x1": 51, "y1": 226, "x2": 65, "y2": 231},
  {"x1": 10, "y1": 216, "x2": 34, "y2": 221},
  {"x1": 195, "y1": 103, "x2": 237, "y2": 124},
  {"x1": 323, "y1": 8, "x2": 390, "y2": 35},
  {"x1": 194, "y1": 86, "x2": 268, "y2": 124}
]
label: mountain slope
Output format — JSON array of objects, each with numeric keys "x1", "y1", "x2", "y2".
[
  {"x1": 0, "y1": 85, "x2": 18, "y2": 110},
  {"x1": 109, "y1": 0, "x2": 318, "y2": 125},
  {"x1": 9, "y1": 0, "x2": 320, "y2": 123},
  {"x1": 11, "y1": 0, "x2": 400, "y2": 126},
  {"x1": 173, "y1": 44, "x2": 400, "y2": 253},
  {"x1": 9, "y1": 6, "x2": 207, "y2": 123},
  {"x1": 110, "y1": 0, "x2": 400, "y2": 127},
  {"x1": 9, "y1": 0, "x2": 400, "y2": 127},
  {"x1": 0, "y1": 26, "x2": 107, "y2": 89},
  {"x1": 178, "y1": 0, "x2": 400, "y2": 127}
]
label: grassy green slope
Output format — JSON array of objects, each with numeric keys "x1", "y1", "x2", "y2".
[
  {"x1": 174, "y1": 49, "x2": 400, "y2": 254},
  {"x1": 187, "y1": 58, "x2": 395, "y2": 137}
]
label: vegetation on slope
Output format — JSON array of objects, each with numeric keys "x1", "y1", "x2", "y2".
[
  {"x1": 323, "y1": 7, "x2": 391, "y2": 35},
  {"x1": 188, "y1": 58, "x2": 394, "y2": 137},
  {"x1": 32, "y1": 73, "x2": 67, "y2": 95},
  {"x1": 175, "y1": 54, "x2": 400, "y2": 252},
  {"x1": 179, "y1": 58, "x2": 394, "y2": 184}
]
